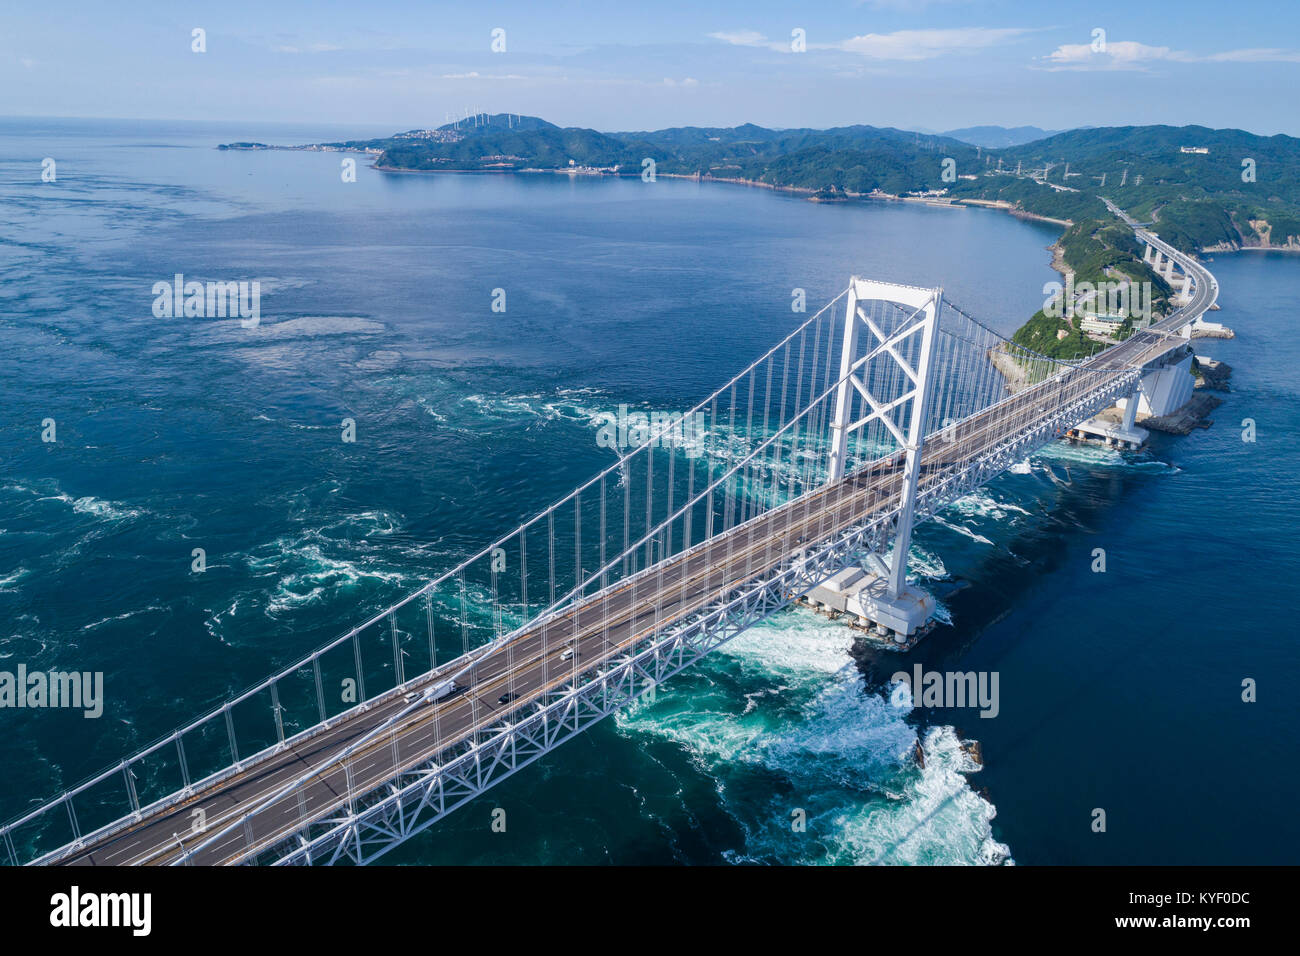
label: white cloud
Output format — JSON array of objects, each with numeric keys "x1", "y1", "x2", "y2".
[
  {"x1": 716, "y1": 27, "x2": 1300, "y2": 70},
  {"x1": 707, "y1": 30, "x2": 788, "y2": 53},
  {"x1": 709, "y1": 25, "x2": 1032, "y2": 59},
  {"x1": 709, "y1": 30, "x2": 766, "y2": 47},
  {"x1": 273, "y1": 42, "x2": 342, "y2": 54},
  {"x1": 439, "y1": 72, "x2": 529, "y2": 81},
  {"x1": 839, "y1": 27, "x2": 1033, "y2": 60},
  {"x1": 1040, "y1": 40, "x2": 1177, "y2": 70},
  {"x1": 1203, "y1": 47, "x2": 1300, "y2": 63},
  {"x1": 857, "y1": 0, "x2": 983, "y2": 8},
  {"x1": 1039, "y1": 40, "x2": 1300, "y2": 71}
]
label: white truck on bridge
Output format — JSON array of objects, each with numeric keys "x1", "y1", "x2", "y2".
[{"x1": 404, "y1": 679, "x2": 457, "y2": 705}]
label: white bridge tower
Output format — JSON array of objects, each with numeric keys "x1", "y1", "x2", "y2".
[{"x1": 820, "y1": 278, "x2": 943, "y2": 644}]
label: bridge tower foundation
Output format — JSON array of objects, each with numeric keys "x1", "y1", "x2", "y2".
[{"x1": 804, "y1": 562, "x2": 936, "y2": 649}]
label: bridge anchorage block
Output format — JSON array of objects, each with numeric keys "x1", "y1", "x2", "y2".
[{"x1": 801, "y1": 567, "x2": 937, "y2": 652}]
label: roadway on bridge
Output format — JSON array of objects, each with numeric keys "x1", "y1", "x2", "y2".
[{"x1": 52, "y1": 239, "x2": 1215, "y2": 866}]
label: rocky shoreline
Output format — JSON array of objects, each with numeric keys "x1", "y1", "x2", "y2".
[
  {"x1": 1140, "y1": 357, "x2": 1234, "y2": 434},
  {"x1": 1140, "y1": 392, "x2": 1223, "y2": 435},
  {"x1": 956, "y1": 198, "x2": 1072, "y2": 227},
  {"x1": 1195, "y1": 356, "x2": 1233, "y2": 391},
  {"x1": 988, "y1": 347, "x2": 1032, "y2": 395},
  {"x1": 1201, "y1": 241, "x2": 1300, "y2": 254}
]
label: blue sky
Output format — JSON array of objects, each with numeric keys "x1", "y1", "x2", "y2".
[{"x1": 4, "y1": 0, "x2": 1298, "y2": 135}]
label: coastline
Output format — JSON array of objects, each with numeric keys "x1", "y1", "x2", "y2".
[
  {"x1": 1201, "y1": 242, "x2": 1300, "y2": 255},
  {"x1": 283, "y1": 149, "x2": 1080, "y2": 249},
  {"x1": 362, "y1": 160, "x2": 1031, "y2": 218},
  {"x1": 956, "y1": 198, "x2": 1072, "y2": 228},
  {"x1": 370, "y1": 164, "x2": 524, "y2": 175},
  {"x1": 659, "y1": 171, "x2": 816, "y2": 195},
  {"x1": 1046, "y1": 237, "x2": 1068, "y2": 281}
]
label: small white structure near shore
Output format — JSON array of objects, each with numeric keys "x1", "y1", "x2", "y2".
[{"x1": 1187, "y1": 316, "x2": 1234, "y2": 339}]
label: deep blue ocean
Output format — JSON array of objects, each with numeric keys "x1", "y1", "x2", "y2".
[{"x1": 1, "y1": 117, "x2": 1296, "y2": 864}]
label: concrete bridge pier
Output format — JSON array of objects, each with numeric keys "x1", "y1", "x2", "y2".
[
  {"x1": 1121, "y1": 387, "x2": 1141, "y2": 432},
  {"x1": 804, "y1": 562, "x2": 936, "y2": 650},
  {"x1": 1074, "y1": 345, "x2": 1196, "y2": 452}
]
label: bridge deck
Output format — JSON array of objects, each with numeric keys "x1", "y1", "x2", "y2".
[{"x1": 49, "y1": 236, "x2": 1214, "y2": 866}]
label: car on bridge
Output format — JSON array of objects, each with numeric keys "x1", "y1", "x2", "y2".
[{"x1": 404, "y1": 679, "x2": 458, "y2": 705}]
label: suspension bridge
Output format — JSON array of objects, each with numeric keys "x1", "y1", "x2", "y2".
[{"x1": 1, "y1": 224, "x2": 1217, "y2": 867}]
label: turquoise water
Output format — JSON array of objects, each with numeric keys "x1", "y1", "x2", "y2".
[{"x1": 1, "y1": 119, "x2": 1295, "y2": 864}]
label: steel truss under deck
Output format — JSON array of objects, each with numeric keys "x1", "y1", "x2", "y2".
[{"x1": 255, "y1": 362, "x2": 1144, "y2": 867}]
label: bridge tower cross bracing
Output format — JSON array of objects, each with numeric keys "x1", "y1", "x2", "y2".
[{"x1": 825, "y1": 278, "x2": 942, "y2": 606}]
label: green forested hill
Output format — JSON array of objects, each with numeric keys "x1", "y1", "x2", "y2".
[
  {"x1": 231, "y1": 115, "x2": 1300, "y2": 252},
  {"x1": 949, "y1": 124, "x2": 1300, "y2": 250}
]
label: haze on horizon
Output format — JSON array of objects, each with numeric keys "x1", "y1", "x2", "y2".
[{"x1": 3, "y1": 0, "x2": 1298, "y2": 138}]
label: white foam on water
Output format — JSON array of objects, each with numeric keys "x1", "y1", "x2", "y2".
[
  {"x1": 82, "y1": 605, "x2": 168, "y2": 631},
  {"x1": 840, "y1": 725, "x2": 1012, "y2": 866},
  {"x1": 0, "y1": 568, "x2": 30, "y2": 591},
  {"x1": 906, "y1": 545, "x2": 948, "y2": 582},
  {"x1": 314, "y1": 510, "x2": 403, "y2": 538},
  {"x1": 945, "y1": 489, "x2": 1032, "y2": 523},
  {"x1": 929, "y1": 599, "x2": 954, "y2": 627},
  {"x1": 616, "y1": 608, "x2": 1011, "y2": 865},
  {"x1": 6, "y1": 480, "x2": 147, "y2": 525},
  {"x1": 250, "y1": 541, "x2": 411, "y2": 614},
  {"x1": 247, "y1": 276, "x2": 313, "y2": 295},
  {"x1": 929, "y1": 513, "x2": 995, "y2": 546},
  {"x1": 0, "y1": 633, "x2": 49, "y2": 661},
  {"x1": 1032, "y1": 441, "x2": 1126, "y2": 467},
  {"x1": 1030, "y1": 440, "x2": 1179, "y2": 476},
  {"x1": 47, "y1": 493, "x2": 146, "y2": 523},
  {"x1": 204, "y1": 597, "x2": 242, "y2": 645},
  {"x1": 198, "y1": 315, "x2": 385, "y2": 342},
  {"x1": 1126, "y1": 457, "x2": 1181, "y2": 474},
  {"x1": 415, "y1": 396, "x2": 466, "y2": 430},
  {"x1": 460, "y1": 391, "x2": 603, "y2": 426},
  {"x1": 212, "y1": 514, "x2": 423, "y2": 629}
]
